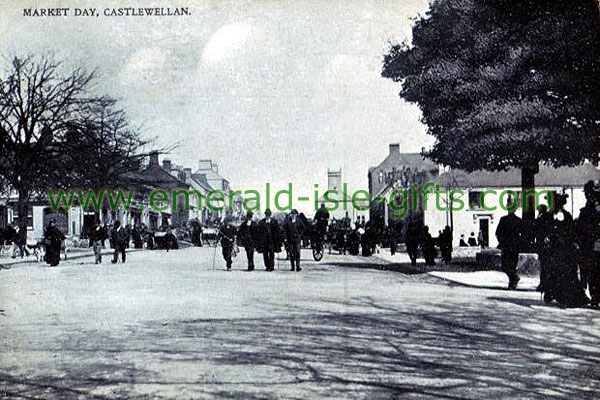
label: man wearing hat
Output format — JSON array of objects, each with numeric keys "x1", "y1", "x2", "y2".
[
  {"x1": 237, "y1": 211, "x2": 257, "y2": 271},
  {"x1": 257, "y1": 209, "x2": 282, "y2": 271},
  {"x1": 218, "y1": 217, "x2": 236, "y2": 271},
  {"x1": 283, "y1": 209, "x2": 307, "y2": 272},
  {"x1": 495, "y1": 196, "x2": 523, "y2": 290}
]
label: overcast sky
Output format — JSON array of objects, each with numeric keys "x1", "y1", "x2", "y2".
[{"x1": 1, "y1": 0, "x2": 433, "y2": 208}]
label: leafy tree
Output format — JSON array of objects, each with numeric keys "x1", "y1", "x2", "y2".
[{"x1": 382, "y1": 0, "x2": 600, "y2": 219}]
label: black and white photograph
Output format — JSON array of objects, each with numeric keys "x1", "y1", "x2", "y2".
[{"x1": 0, "y1": 0, "x2": 599, "y2": 398}]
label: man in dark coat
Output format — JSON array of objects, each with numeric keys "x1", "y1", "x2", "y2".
[
  {"x1": 218, "y1": 218, "x2": 236, "y2": 271},
  {"x1": 405, "y1": 220, "x2": 421, "y2": 265},
  {"x1": 132, "y1": 224, "x2": 143, "y2": 248},
  {"x1": 314, "y1": 203, "x2": 330, "y2": 236},
  {"x1": 111, "y1": 221, "x2": 130, "y2": 263},
  {"x1": 283, "y1": 209, "x2": 307, "y2": 272},
  {"x1": 422, "y1": 226, "x2": 436, "y2": 266},
  {"x1": 237, "y1": 211, "x2": 257, "y2": 271},
  {"x1": 495, "y1": 200, "x2": 522, "y2": 290},
  {"x1": 439, "y1": 225, "x2": 453, "y2": 264},
  {"x1": 44, "y1": 219, "x2": 65, "y2": 267},
  {"x1": 576, "y1": 181, "x2": 600, "y2": 308},
  {"x1": 257, "y1": 209, "x2": 282, "y2": 271}
]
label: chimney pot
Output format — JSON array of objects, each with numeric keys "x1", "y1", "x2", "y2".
[
  {"x1": 389, "y1": 143, "x2": 400, "y2": 155},
  {"x1": 162, "y1": 159, "x2": 171, "y2": 173},
  {"x1": 149, "y1": 152, "x2": 159, "y2": 167}
]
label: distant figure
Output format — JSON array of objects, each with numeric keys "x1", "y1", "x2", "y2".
[
  {"x1": 535, "y1": 204, "x2": 554, "y2": 294},
  {"x1": 422, "y1": 225, "x2": 436, "y2": 266},
  {"x1": 89, "y1": 223, "x2": 107, "y2": 264},
  {"x1": 439, "y1": 225, "x2": 453, "y2": 264},
  {"x1": 388, "y1": 221, "x2": 402, "y2": 256},
  {"x1": 111, "y1": 221, "x2": 129, "y2": 264},
  {"x1": 405, "y1": 220, "x2": 420, "y2": 265},
  {"x1": 347, "y1": 224, "x2": 361, "y2": 256},
  {"x1": 314, "y1": 203, "x2": 330, "y2": 236},
  {"x1": 283, "y1": 209, "x2": 307, "y2": 272},
  {"x1": 44, "y1": 219, "x2": 65, "y2": 267},
  {"x1": 459, "y1": 234, "x2": 468, "y2": 247},
  {"x1": 257, "y1": 209, "x2": 283, "y2": 271},
  {"x1": 542, "y1": 193, "x2": 589, "y2": 307},
  {"x1": 468, "y1": 232, "x2": 478, "y2": 247},
  {"x1": 576, "y1": 181, "x2": 600, "y2": 308},
  {"x1": 478, "y1": 229, "x2": 486, "y2": 249},
  {"x1": 218, "y1": 217, "x2": 236, "y2": 271},
  {"x1": 495, "y1": 199, "x2": 522, "y2": 290},
  {"x1": 132, "y1": 224, "x2": 143, "y2": 248},
  {"x1": 237, "y1": 211, "x2": 257, "y2": 271}
]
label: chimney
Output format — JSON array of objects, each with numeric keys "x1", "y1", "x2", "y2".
[
  {"x1": 162, "y1": 159, "x2": 171, "y2": 173},
  {"x1": 149, "y1": 151, "x2": 159, "y2": 167},
  {"x1": 184, "y1": 168, "x2": 192, "y2": 180},
  {"x1": 389, "y1": 143, "x2": 400, "y2": 155}
]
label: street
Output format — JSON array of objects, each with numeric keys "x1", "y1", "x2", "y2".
[{"x1": 1, "y1": 247, "x2": 599, "y2": 399}]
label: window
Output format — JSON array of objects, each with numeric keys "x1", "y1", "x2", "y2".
[
  {"x1": 469, "y1": 191, "x2": 483, "y2": 209},
  {"x1": 378, "y1": 171, "x2": 384, "y2": 183}
]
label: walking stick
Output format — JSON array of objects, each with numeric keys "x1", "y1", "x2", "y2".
[{"x1": 211, "y1": 242, "x2": 217, "y2": 270}]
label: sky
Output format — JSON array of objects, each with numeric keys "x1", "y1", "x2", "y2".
[{"x1": 0, "y1": 0, "x2": 433, "y2": 210}]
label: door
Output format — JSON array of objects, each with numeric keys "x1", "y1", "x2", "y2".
[{"x1": 479, "y1": 218, "x2": 489, "y2": 248}]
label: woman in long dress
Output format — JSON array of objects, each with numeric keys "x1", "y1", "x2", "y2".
[{"x1": 44, "y1": 219, "x2": 65, "y2": 267}]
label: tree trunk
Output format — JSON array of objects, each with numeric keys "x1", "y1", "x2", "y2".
[
  {"x1": 17, "y1": 187, "x2": 29, "y2": 244},
  {"x1": 521, "y1": 164, "x2": 538, "y2": 221}
]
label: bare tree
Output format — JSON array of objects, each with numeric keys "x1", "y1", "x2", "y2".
[{"x1": 0, "y1": 56, "x2": 112, "y2": 240}]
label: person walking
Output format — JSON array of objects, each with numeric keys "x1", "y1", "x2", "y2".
[
  {"x1": 43, "y1": 219, "x2": 65, "y2": 267},
  {"x1": 110, "y1": 221, "x2": 129, "y2": 264},
  {"x1": 405, "y1": 220, "x2": 421, "y2": 266},
  {"x1": 89, "y1": 223, "x2": 107, "y2": 264},
  {"x1": 218, "y1": 217, "x2": 236, "y2": 271},
  {"x1": 422, "y1": 226, "x2": 436, "y2": 266},
  {"x1": 257, "y1": 209, "x2": 282, "y2": 271},
  {"x1": 495, "y1": 199, "x2": 522, "y2": 290},
  {"x1": 237, "y1": 211, "x2": 257, "y2": 271},
  {"x1": 283, "y1": 209, "x2": 306, "y2": 272}
]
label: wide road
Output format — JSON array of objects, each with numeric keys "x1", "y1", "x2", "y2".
[{"x1": 1, "y1": 247, "x2": 599, "y2": 399}]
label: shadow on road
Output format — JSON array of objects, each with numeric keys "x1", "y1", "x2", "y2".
[{"x1": 2, "y1": 296, "x2": 599, "y2": 399}]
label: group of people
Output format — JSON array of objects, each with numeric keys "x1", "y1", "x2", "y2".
[
  {"x1": 459, "y1": 232, "x2": 484, "y2": 248},
  {"x1": 218, "y1": 205, "x2": 332, "y2": 272},
  {"x1": 496, "y1": 180, "x2": 600, "y2": 308}
]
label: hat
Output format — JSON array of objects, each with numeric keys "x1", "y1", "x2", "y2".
[
  {"x1": 264, "y1": 208, "x2": 272, "y2": 216},
  {"x1": 291, "y1": 209, "x2": 298, "y2": 215}
]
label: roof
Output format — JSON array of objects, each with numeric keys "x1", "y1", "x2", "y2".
[
  {"x1": 123, "y1": 165, "x2": 187, "y2": 190},
  {"x1": 433, "y1": 164, "x2": 599, "y2": 189},
  {"x1": 369, "y1": 152, "x2": 438, "y2": 174}
]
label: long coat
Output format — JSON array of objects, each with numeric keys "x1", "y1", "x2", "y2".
[
  {"x1": 237, "y1": 219, "x2": 258, "y2": 248},
  {"x1": 256, "y1": 218, "x2": 283, "y2": 253},
  {"x1": 44, "y1": 226, "x2": 65, "y2": 266}
]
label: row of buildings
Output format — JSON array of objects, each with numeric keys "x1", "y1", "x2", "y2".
[
  {"x1": 368, "y1": 143, "x2": 599, "y2": 248},
  {"x1": 0, "y1": 152, "x2": 244, "y2": 240}
]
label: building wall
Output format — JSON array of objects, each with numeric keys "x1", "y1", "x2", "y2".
[{"x1": 423, "y1": 186, "x2": 587, "y2": 248}]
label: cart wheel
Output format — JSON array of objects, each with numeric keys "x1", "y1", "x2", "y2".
[{"x1": 312, "y1": 246, "x2": 323, "y2": 261}]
